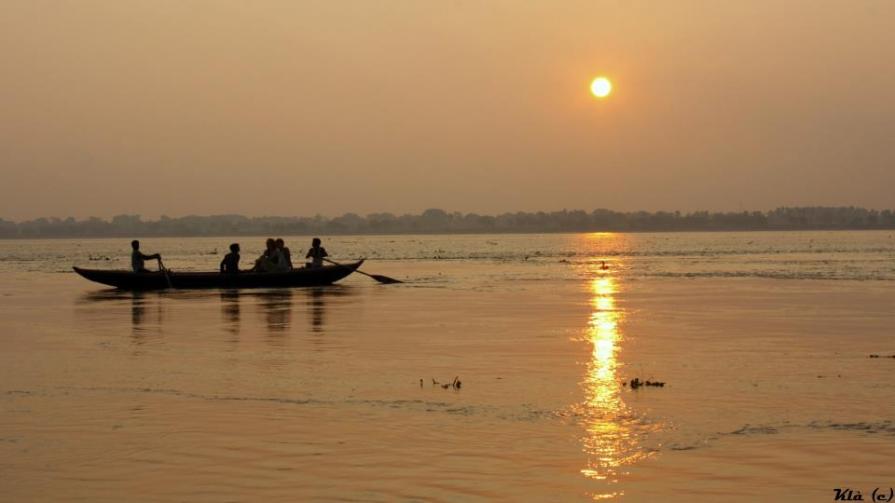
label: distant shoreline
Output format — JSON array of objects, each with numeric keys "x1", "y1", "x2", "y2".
[
  {"x1": 2, "y1": 227, "x2": 895, "y2": 241},
  {"x1": 2, "y1": 207, "x2": 894, "y2": 239}
]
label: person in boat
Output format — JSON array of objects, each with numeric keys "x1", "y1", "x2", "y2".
[
  {"x1": 267, "y1": 238, "x2": 290, "y2": 273},
  {"x1": 305, "y1": 237, "x2": 328, "y2": 268},
  {"x1": 220, "y1": 243, "x2": 240, "y2": 274},
  {"x1": 131, "y1": 240, "x2": 162, "y2": 273},
  {"x1": 276, "y1": 238, "x2": 293, "y2": 270},
  {"x1": 253, "y1": 238, "x2": 278, "y2": 272}
]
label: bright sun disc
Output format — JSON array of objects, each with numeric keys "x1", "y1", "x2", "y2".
[{"x1": 590, "y1": 77, "x2": 612, "y2": 98}]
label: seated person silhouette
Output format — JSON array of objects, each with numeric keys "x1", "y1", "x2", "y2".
[
  {"x1": 131, "y1": 240, "x2": 161, "y2": 273},
  {"x1": 305, "y1": 238, "x2": 328, "y2": 268},
  {"x1": 276, "y1": 238, "x2": 293, "y2": 271},
  {"x1": 220, "y1": 243, "x2": 240, "y2": 274}
]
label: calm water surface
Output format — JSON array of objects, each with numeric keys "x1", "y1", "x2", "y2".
[{"x1": 1, "y1": 231, "x2": 894, "y2": 501}]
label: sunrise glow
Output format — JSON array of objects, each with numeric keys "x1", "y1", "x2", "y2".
[{"x1": 590, "y1": 77, "x2": 612, "y2": 98}]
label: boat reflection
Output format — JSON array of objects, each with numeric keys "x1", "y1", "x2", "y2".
[
  {"x1": 307, "y1": 287, "x2": 326, "y2": 333},
  {"x1": 579, "y1": 262, "x2": 651, "y2": 495},
  {"x1": 131, "y1": 292, "x2": 146, "y2": 327},
  {"x1": 79, "y1": 286, "x2": 355, "y2": 347},
  {"x1": 128, "y1": 292, "x2": 164, "y2": 349},
  {"x1": 219, "y1": 286, "x2": 356, "y2": 336},
  {"x1": 220, "y1": 289, "x2": 241, "y2": 339},
  {"x1": 256, "y1": 289, "x2": 293, "y2": 333}
]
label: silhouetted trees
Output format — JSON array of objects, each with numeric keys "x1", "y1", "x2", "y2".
[{"x1": 1, "y1": 207, "x2": 894, "y2": 238}]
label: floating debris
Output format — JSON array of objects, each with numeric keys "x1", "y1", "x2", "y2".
[
  {"x1": 430, "y1": 376, "x2": 462, "y2": 390},
  {"x1": 624, "y1": 377, "x2": 665, "y2": 390},
  {"x1": 869, "y1": 354, "x2": 895, "y2": 358}
]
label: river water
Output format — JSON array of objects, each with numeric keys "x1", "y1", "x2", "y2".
[{"x1": 1, "y1": 231, "x2": 894, "y2": 501}]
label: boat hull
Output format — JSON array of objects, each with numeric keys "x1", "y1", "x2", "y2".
[{"x1": 73, "y1": 261, "x2": 364, "y2": 290}]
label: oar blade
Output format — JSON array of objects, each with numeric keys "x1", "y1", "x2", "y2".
[{"x1": 370, "y1": 274, "x2": 402, "y2": 284}]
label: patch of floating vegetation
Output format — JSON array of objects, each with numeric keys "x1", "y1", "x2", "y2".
[
  {"x1": 426, "y1": 376, "x2": 462, "y2": 390},
  {"x1": 623, "y1": 377, "x2": 665, "y2": 389}
]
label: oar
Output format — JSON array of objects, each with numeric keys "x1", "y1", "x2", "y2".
[
  {"x1": 158, "y1": 259, "x2": 174, "y2": 289},
  {"x1": 324, "y1": 258, "x2": 402, "y2": 284}
]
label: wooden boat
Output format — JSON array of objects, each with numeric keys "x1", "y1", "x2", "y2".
[{"x1": 73, "y1": 261, "x2": 364, "y2": 290}]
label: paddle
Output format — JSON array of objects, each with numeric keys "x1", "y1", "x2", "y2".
[
  {"x1": 323, "y1": 258, "x2": 402, "y2": 284},
  {"x1": 158, "y1": 259, "x2": 174, "y2": 289}
]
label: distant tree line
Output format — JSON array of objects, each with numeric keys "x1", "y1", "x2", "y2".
[{"x1": 2, "y1": 207, "x2": 895, "y2": 238}]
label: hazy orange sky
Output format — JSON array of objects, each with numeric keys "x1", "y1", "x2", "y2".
[{"x1": 2, "y1": 1, "x2": 894, "y2": 220}]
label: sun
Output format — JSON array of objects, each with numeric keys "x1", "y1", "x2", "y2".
[{"x1": 590, "y1": 77, "x2": 612, "y2": 98}]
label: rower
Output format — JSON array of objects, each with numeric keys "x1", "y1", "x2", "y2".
[
  {"x1": 131, "y1": 240, "x2": 162, "y2": 273},
  {"x1": 305, "y1": 237, "x2": 328, "y2": 268}
]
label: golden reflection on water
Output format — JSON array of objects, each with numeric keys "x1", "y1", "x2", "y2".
[{"x1": 579, "y1": 259, "x2": 652, "y2": 498}]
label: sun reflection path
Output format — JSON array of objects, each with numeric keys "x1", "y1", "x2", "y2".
[{"x1": 578, "y1": 262, "x2": 655, "y2": 497}]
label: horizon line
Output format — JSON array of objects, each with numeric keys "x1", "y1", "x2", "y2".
[{"x1": 4, "y1": 205, "x2": 895, "y2": 224}]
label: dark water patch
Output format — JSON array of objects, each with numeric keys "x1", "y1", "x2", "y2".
[
  {"x1": 350, "y1": 398, "x2": 452, "y2": 409},
  {"x1": 674, "y1": 420, "x2": 895, "y2": 453},
  {"x1": 4, "y1": 390, "x2": 33, "y2": 396},
  {"x1": 50, "y1": 386, "x2": 557, "y2": 422},
  {"x1": 658, "y1": 420, "x2": 895, "y2": 455},
  {"x1": 811, "y1": 420, "x2": 895, "y2": 435},
  {"x1": 725, "y1": 420, "x2": 895, "y2": 438},
  {"x1": 208, "y1": 395, "x2": 318, "y2": 406},
  {"x1": 730, "y1": 425, "x2": 779, "y2": 435}
]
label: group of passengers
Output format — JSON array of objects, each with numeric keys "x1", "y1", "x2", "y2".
[
  {"x1": 130, "y1": 238, "x2": 328, "y2": 274},
  {"x1": 247, "y1": 238, "x2": 292, "y2": 273},
  {"x1": 222, "y1": 237, "x2": 328, "y2": 274}
]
